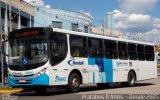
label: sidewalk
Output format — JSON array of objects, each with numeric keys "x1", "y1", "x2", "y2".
[
  {"x1": 0, "y1": 84, "x2": 23, "y2": 94},
  {"x1": 0, "y1": 88, "x2": 23, "y2": 94}
]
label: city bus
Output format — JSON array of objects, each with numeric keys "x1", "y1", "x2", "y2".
[{"x1": 3, "y1": 27, "x2": 157, "y2": 94}]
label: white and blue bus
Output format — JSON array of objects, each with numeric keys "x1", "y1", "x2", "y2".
[{"x1": 4, "y1": 27, "x2": 157, "y2": 94}]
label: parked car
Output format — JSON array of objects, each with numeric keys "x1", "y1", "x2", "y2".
[{"x1": 0, "y1": 62, "x2": 8, "y2": 84}]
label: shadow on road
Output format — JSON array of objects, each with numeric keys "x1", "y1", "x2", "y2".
[{"x1": 13, "y1": 83, "x2": 155, "y2": 96}]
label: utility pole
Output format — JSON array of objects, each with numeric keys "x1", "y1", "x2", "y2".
[
  {"x1": 0, "y1": 3, "x2": 4, "y2": 88},
  {"x1": 102, "y1": 19, "x2": 105, "y2": 35},
  {"x1": 9, "y1": 0, "x2": 12, "y2": 32}
]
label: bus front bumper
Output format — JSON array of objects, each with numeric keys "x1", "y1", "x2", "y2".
[{"x1": 8, "y1": 73, "x2": 49, "y2": 87}]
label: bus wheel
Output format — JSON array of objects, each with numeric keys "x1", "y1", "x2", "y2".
[
  {"x1": 97, "y1": 83, "x2": 109, "y2": 88},
  {"x1": 68, "y1": 73, "x2": 80, "y2": 93},
  {"x1": 122, "y1": 71, "x2": 136, "y2": 87},
  {"x1": 34, "y1": 87, "x2": 47, "y2": 95}
]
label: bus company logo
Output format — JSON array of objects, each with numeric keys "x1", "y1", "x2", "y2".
[
  {"x1": 25, "y1": 71, "x2": 34, "y2": 75},
  {"x1": 55, "y1": 76, "x2": 66, "y2": 82},
  {"x1": 117, "y1": 62, "x2": 128, "y2": 66},
  {"x1": 68, "y1": 59, "x2": 84, "y2": 66},
  {"x1": 12, "y1": 72, "x2": 22, "y2": 76}
]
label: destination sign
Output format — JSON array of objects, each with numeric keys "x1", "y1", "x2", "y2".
[
  {"x1": 15, "y1": 31, "x2": 40, "y2": 38},
  {"x1": 9, "y1": 28, "x2": 45, "y2": 39}
]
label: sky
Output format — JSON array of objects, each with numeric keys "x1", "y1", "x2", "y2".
[{"x1": 24, "y1": 0, "x2": 160, "y2": 43}]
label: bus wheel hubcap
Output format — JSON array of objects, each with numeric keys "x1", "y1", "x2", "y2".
[
  {"x1": 72, "y1": 78, "x2": 79, "y2": 88},
  {"x1": 130, "y1": 76, "x2": 134, "y2": 84}
]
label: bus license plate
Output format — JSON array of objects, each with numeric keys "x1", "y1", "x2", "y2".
[{"x1": 19, "y1": 80, "x2": 26, "y2": 83}]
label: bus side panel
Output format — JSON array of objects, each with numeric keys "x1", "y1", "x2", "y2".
[
  {"x1": 48, "y1": 68, "x2": 69, "y2": 86},
  {"x1": 112, "y1": 60, "x2": 127, "y2": 82},
  {"x1": 48, "y1": 57, "x2": 72, "y2": 86},
  {"x1": 130, "y1": 61, "x2": 139, "y2": 81},
  {"x1": 112, "y1": 60, "x2": 139, "y2": 82},
  {"x1": 139, "y1": 61, "x2": 157, "y2": 80}
]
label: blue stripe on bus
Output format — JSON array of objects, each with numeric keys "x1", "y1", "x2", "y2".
[
  {"x1": 104, "y1": 59, "x2": 113, "y2": 82},
  {"x1": 88, "y1": 57, "x2": 95, "y2": 65},
  {"x1": 88, "y1": 58, "x2": 113, "y2": 83},
  {"x1": 93, "y1": 72, "x2": 95, "y2": 83}
]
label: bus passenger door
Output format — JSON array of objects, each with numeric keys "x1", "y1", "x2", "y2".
[{"x1": 49, "y1": 33, "x2": 68, "y2": 85}]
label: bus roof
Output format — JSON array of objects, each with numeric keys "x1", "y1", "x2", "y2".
[
  {"x1": 52, "y1": 28, "x2": 154, "y2": 46},
  {"x1": 8, "y1": 27, "x2": 154, "y2": 46}
]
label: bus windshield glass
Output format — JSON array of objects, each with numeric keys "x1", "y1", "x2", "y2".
[{"x1": 8, "y1": 37, "x2": 48, "y2": 66}]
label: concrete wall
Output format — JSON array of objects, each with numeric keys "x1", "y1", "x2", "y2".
[{"x1": 91, "y1": 26, "x2": 123, "y2": 38}]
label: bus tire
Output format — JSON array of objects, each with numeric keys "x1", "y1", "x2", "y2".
[
  {"x1": 34, "y1": 87, "x2": 47, "y2": 95},
  {"x1": 68, "y1": 73, "x2": 80, "y2": 93},
  {"x1": 122, "y1": 71, "x2": 136, "y2": 87}
]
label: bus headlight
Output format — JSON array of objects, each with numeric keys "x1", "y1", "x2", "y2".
[{"x1": 34, "y1": 67, "x2": 47, "y2": 77}]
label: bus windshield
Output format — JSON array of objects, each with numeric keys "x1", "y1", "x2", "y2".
[{"x1": 8, "y1": 37, "x2": 48, "y2": 66}]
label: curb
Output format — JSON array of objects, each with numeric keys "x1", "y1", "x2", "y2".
[{"x1": 0, "y1": 88, "x2": 23, "y2": 94}]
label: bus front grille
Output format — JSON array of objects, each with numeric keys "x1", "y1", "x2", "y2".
[{"x1": 13, "y1": 80, "x2": 32, "y2": 84}]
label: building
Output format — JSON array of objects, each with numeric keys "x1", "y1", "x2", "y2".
[
  {"x1": 0, "y1": 0, "x2": 35, "y2": 61},
  {"x1": 34, "y1": 7, "x2": 123, "y2": 37},
  {"x1": 104, "y1": 13, "x2": 115, "y2": 30},
  {"x1": 0, "y1": 0, "x2": 35, "y2": 36},
  {"x1": 34, "y1": 7, "x2": 92, "y2": 33},
  {"x1": 91, "y1": 26, "x2": 123, "y2": 38}
]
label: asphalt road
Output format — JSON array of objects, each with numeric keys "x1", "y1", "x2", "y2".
[{"x1": 1, "y1": 77, "x2": 159, "y2": 100}]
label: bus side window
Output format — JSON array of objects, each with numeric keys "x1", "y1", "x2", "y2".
[
  {"x1": 70, "y1": 35, "x2": 88, "y2": 58},
  {"x1": 105, "y1": 40, "x2": 117, "y2": 59},
  {"x1": 137, "y1": 44, "x2": 145, "y2": 61},
  {"x1": 105, "y1": 51, "x2": 111, "y2": 58},
  {"x1": 49, "y1": 33, "x2": 67, "y2": 66},
  {"x1": 118, "y1": 42, "x2": 128, "y2": 60},
  {"x1": 35, "y1": 47, "x2": 38, "y2": 55},
  {"x1": 88, "y1": 38, "x2": 103, "y2": 58},
  {"x1": 72, "y1": 48, "x2": 80, "y2": 57},
  {"x1": 128, "y1": 43, "x2": 137, "y2": 60},
  {"x1": 145, "y1": 45, "x2": 154, "y2": 61},
  {"x1": 51, "y1": 42, "x2": 58, "y2": 56}
]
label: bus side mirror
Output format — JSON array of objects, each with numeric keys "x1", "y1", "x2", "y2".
[{"x1": 2, "y1": 40, "x2": 9, "y2": 56}]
